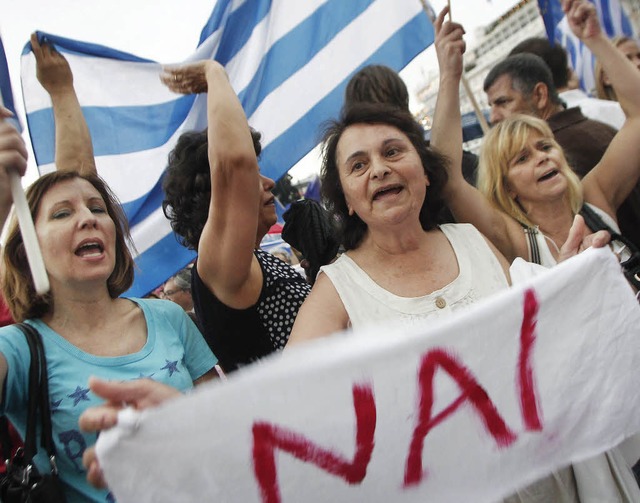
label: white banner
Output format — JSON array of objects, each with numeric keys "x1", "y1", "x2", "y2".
[{"x1": 97, "y1": 248, "x2": 640, "y2": 503}]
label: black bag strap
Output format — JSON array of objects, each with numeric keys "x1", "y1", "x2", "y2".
[
  {"x1": 579, "y1": 204, "x2": 639, "y2": 257},
  {"x1": 522, "y1": 225, "x2": 542, "y2": 265},
  {"x1": 13, "y1": 323, "x2": 58, "y2": 470},
  {"x1": 0, "y1": 416, "x2": 13, "y2": 464},
  {"x1": 17, "y1": 323, "x2": 41, "y2": 463}
]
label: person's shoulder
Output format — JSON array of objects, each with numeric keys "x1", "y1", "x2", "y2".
[
  {"x1": 439, "y1": 222, "x2": 479, "y2": 235},
  {"x1": 0, "y1": 323, "x2": 25, "y2": 337},
  {"x1": 0, "y1": 322, "x2": 33, "y2": 352},
  {"x1": 550, "y1": 107, "x2": 616, "y2": 135},
  {"x1": 127, "y1": 297, "x2": 184, "y2": 317}
]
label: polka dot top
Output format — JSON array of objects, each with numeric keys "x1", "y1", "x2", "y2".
[{"x1": 192, "y1": 249, "x2": 311, "y2": 372}]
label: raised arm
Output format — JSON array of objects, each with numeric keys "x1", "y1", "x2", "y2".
[
  {"x1": 567, "y1": 0, "x2": 640, "y2": 217},
  {"x1": 162, "y1": 62, "x2": 263, "y2": 308},
  {"x1": 430, "y1": 8, "x2": 526, "y2": 263},
  {"x1": 31, "y1": 34, "x2": 96, "y2": 176}
]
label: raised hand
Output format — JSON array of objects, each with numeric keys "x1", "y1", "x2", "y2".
[
  {"x1": 562, "y1": 0, "x2": 601, "y2": 41},
  {"x1": 161, "y1": 60, "x2": 221, "y2": 95},
  {"x1": 558, "y1": 214, "x2": 610, "y2": 262},
  {"x1": 434, "y1": 6, "x2": 466, "y2": 81},
  {"x1": 31, "y1": 33, "x2": 74, "y2": 95}
]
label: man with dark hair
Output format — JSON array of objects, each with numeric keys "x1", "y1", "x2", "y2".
[
  {"x1": 484, "y1": 53, "x2": 616, "y2": 178},
  {"x1": 509, "y1": 37, "x2": 625, "y2": 129},
  {"x1": 484, "y1": 52, "x2": 640, "y2": 249}
]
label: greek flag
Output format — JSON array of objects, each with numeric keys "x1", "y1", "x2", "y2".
[
  {"x1": 20, "y1": 0, "x2": 434, "y2": 297},
  {"x1": 537, "y1": 0, "x2": 635, "y2": 93},
  {"x1": 0, "y1": 34, "x2": 21, "y2": 132}
]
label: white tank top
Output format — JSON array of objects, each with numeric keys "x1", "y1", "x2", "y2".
[{"x1": 319, "y1": 224, "x2": 509, "y2": 331}]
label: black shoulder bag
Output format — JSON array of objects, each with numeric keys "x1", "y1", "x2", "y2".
[
  {"x1": 0, "y1": 323, "x2": 67, "y2": 503},
  {"x1": 579, "y1": 205, "x2": 640, "y2": 291}
]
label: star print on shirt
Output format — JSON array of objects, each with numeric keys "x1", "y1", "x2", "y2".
[
  {"x1": 68, "y1": 386, "x2": 91, "y2": 407},
  {"x1": 50, "y1": 399, "x2": 63, "y2": 414},
  {"x1": 137, "y1": 372, "x2": 155, "y2": 380},
  {"x1": 160, "y1": 360, "x2": 180, "y2": 377}
]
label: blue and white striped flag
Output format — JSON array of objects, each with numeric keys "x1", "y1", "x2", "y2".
[
  {"x1": 537, "y1": 0, "x2": 635, "y2": 93},
  {"x1": 20, "y1": 0, "x2": 434, "y2": 297},
  {"x1": 0, "y1": 34, "x2": 22, "y2": 132}
]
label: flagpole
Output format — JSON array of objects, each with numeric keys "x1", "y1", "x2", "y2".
[
  {"x1": 418, "y1": 0, "x2": 490, "y2": 135},
  {"x1": 8, "y1": 171, "x2": 50, "y2": 295}
]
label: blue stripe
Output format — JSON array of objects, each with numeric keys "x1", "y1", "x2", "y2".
[
  {"x1": 620, "y1": 9, "x2": 633, "y2": 34},
  {"x1": 598, "y1": 0, "x2": 615, "y2": 35},
  {"x1": 27, "y1": 96, "x2": 195, "y2": 164},
  {"x1": 564, "y1": 35, "x2": 577, "y2": 67},
  {"x1": 537, "y1": 0, "x2": 564, "y2": 41},
  {"x1": 125, "y1": 233, "x2": 197, "y2": 297},
  {"x1": 24, "y1": 31, "x2": 155, "y2": 63},
  {"x1": 0, "y1": 36, "x2": 19, "y2": 120},
  {"x1": 258, "y1": 13, "x2": 433, "y2": 181},
  {"x1": 24, "y1": 109, "x2": 54, "y2": 167},
  {"x1": 215, "y1": 0, "x2": 273, "y2": 66},
  {"x1": 238, "y1": 0, "x2": 374, "y2": 118},
  {"x1": 198, "y1": 0, "x2": 235, "y2": 45},
  {"x1": 123, "y1": 176, "x2": 167, "y2": 227}
]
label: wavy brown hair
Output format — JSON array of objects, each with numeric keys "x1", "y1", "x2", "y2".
[{"x1": 2, "y1": 171, "x2": 135, "y2": 321}]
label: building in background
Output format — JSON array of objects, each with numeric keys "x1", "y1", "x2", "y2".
[{"x1": 415, "y1": 0, "x2": 545, "y2": 152}]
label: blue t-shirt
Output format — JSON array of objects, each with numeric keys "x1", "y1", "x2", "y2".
[{"x1": 0, "y1": 298, "x2": 217, "y2": 503}]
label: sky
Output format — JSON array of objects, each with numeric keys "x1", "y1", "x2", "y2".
[{"x1": 2, "y1": 0, "x2": 523, "y2": 185}]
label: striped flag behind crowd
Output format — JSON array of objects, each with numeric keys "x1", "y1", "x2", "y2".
[
  {"x1": 20, "y1": 0, "x2": 435, "y2": 297},
  {"x1": 537, "y1": 0, "x2": 635, "y2": 93}
]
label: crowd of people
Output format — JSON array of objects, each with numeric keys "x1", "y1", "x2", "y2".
[{"x1": 0, "y1": 0, "x2": 638, "y2": 501}]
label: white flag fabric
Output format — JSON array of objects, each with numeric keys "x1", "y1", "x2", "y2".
[
  {"x1": 96, "y1": 248, "x2": 640, "y2": 503},
  {"x1": 20, "y1": 0, "x2": 434, "y2": 296},
  {"x1": 537, "y1": 0, "x2": 635, "y2": 93}
]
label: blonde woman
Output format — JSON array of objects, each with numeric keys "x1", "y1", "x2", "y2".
[{"x1": 433, "y1": 0, "x2": 640, "y2": 268}]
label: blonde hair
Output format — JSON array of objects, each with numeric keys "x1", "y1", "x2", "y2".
[
  {"x1": 595, "y1": 36, "x2": 633, "y2": 101},
  {"x1": 477, "y1": 115, "x2": 583, "y2": 228}
]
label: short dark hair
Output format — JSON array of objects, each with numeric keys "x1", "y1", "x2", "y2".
[
  {"x1": 320, "y1": 103, "x2": 449, "y2": 250},
  {"x1": 162, "y1": 128, "x2": 262, "y2": 251},
  {"x1": 344, "y1": 64, "x2": 410, "y2": 111},
  {"x1": 484, "y1": 53, "x2": 562, "y2": 106},
  {"x1": 2, "y1": 171, "x2": 135, "y2": 321},
  {"x1": 509, "y1": 37, "x2": 569, "y2": 89}
]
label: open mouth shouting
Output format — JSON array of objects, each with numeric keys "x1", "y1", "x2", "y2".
[
  {"x1": 372, "y1": 184, "x2": 403, "y2": 201},
  {"x1": 75, "y1": 239, "x2": 105, "y2": 258},
  {"x1": 537, "y1": 169, "x2": 559, "y2": 183}
]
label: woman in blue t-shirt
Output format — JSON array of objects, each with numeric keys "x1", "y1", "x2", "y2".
[{"x1": 0, "y1": 111, "x2": 218, "y2": 502}]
